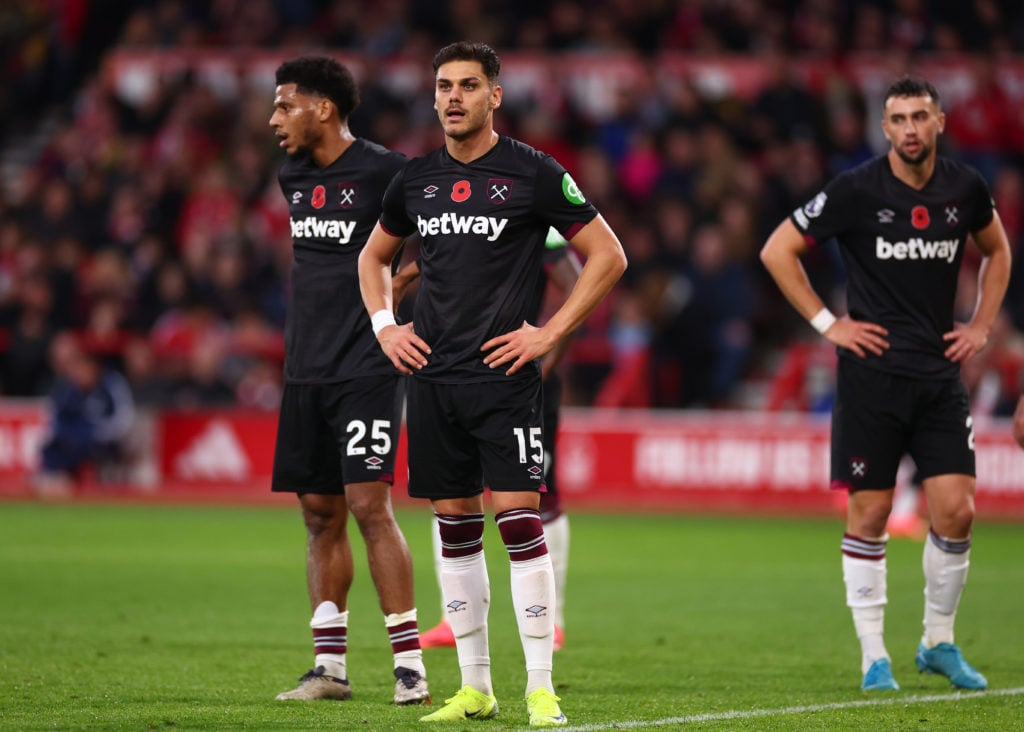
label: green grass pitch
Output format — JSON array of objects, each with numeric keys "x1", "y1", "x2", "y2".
[{"x1": 1, "y1": 502, "x2": 1022, "y2": 730}]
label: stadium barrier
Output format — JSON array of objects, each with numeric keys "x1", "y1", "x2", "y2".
[{"x1": 2, "y1": 401, "x2": 1022, "y2": 517}]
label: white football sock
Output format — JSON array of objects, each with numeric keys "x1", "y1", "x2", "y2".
[
  {"x1": 843, "y1": 553, "x2": 889, "y2": 673},
  {"x1": 543, "y1": 514, "x2": 569, "y2": 629},
  {"x1": 510, "y1": 553, "x2": 556, "y2": 694},
  {"x1": 430, "y1": 515, "x2": 445, "y2": 619},
  {"x1": 441, "y1": 551, "x2": 492, "y2": 695},
  {"x1": 922, "y1": 531, "x2": 971, "y2": 648}
]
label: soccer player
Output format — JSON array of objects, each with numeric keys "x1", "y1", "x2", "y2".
[
  {"x1": 396, "y1": 229, "x2": 581, "y2": 653},
  {"x1": 268, "y1": 56, "x2": 429, "y2": 706},
  {"x1": 761, "y1": 76, "x2": 1011, "y2": 692},
  {"x1": 358, "y1": 41, "x2": 626, "y2": 727}
]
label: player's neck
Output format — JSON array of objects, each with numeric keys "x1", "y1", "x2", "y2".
[
  {"x1": 445, "y1": 128, "x2": 499, "y2": 164},
  {"x1": 887, "y1": 149, "x2": 935, "y2": 190},
  {"x1": 312, "y1": 124, "x2": 356, "y2": 168}
]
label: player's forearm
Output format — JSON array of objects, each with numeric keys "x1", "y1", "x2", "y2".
[
  {"x1": 541, "y1": 247, "x2": 626, "y2": 342},
  {"x1": 969, "y1": 246, "x2": 1011, "y2": 333},
  {"x1": 357, "y1": 250, "x2": 395, "y2": 317},
  {"x1": 760, "y1": 246, "x2": 827, "y2": 323}
]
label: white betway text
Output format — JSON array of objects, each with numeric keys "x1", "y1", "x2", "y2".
[
  {"x1": 416, "y1": 213, "x2": 508, "y2": 241},
  {"x1": 290, "y1": 217, "x2": 357, "y2": 244},
  {"x1": 876, "y1": 236, "x2": 959, "y2": 263}
]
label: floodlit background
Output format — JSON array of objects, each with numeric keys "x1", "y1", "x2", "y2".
[
  {"x1": 3, "y1": 4, "x2": 1024, "y2": 730},
  {"x1": 1, "y1": 2, "x2": 1022, "y2": 505}
]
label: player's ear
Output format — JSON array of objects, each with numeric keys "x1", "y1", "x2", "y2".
[
  {"x1": 490, "y1": 83, "x2": 502, "y2": 110},
  {"x1": 936, "y1": 110, "x2": 945, "y2": 134},
  {"x1": 318, "y1": 97, "x2": 333, "y2": 122}
]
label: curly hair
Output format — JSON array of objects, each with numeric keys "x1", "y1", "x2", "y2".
[{"x1": 275, "y1": 56, "x2": 359, "y2": 118}]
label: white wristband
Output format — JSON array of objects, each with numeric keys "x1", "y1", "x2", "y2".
[
  {"x1": 370, "y1": 309, "x2": 397, "y2": 336},
  {"x1": 809, "y1": 307, "x2": 837, "y2": 335}
]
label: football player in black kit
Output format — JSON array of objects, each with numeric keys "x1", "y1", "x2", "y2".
[
  {"x1": 761, "y1": 76, "x2": 1011, "y2": 692},
  {"x1": 395, "y1": 230, "x2": 580, "y2": 654},
  {"x1": 268, "y1": 56, "x2": 429, "y2": 707},
  {"x1": 358, "y1": 42, "x2": 626, "y2": 727}
]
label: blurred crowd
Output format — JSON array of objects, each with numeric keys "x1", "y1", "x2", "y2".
[{"x1": 2, "y1": 0, "x2": 1024, "y2": 418}]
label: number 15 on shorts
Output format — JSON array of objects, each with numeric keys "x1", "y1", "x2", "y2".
[{"x1": 513, "y1": 427, "x2": 543, "y2": 465}]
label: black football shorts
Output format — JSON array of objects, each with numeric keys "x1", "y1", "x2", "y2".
[
  {"x1": 271, "y1": 375, "x2": 403, "y2": 494},
  {"x1": 831, "y1": 358, "x2": 975, "y2": 491},
  {"x1": 406, "y1": 374, "x2": 546, "y2": 500}
]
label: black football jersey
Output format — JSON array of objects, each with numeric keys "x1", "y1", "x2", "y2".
[
  {"x1": 791, "y1": 155, "x2": 994, "y2": 379},
  {"x1": 379, "y1": 136, "x2": 598, "y2": 382},
  {"x1": 278, "y1": 139, "x2": 406, "y2": 383}
]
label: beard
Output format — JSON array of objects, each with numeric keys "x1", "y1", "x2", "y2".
[{"x1": 895, "y1": 140, "x2": 931, "y2": 165}]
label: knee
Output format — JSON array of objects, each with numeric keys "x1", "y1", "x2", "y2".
[
  {"x1": 347, "y1": 493, "x2": 394, "y2": 536},
  {"x1": 848, "y1": 500, "x2": 892, "y2": 538},
  {"x1": 932, "y1": 498, "x2": 975, "y2": 538},
  {"x1": 301, "y1": 502, "x2": 346, "y2": 539}
]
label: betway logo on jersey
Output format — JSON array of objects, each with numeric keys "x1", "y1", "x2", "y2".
[
  {"x1": 290, "y1": 216, "x2": 357, "y2": 245},
  {"x1": 876, "y1": 236, "x2": 960, "y2": 263},
  {"x1": 416, "y1": 213, "x2": 508, "y2": 242}
]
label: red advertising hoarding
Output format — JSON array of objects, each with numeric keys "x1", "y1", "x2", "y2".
[{"x1": 3, "y1": 402, "x2": 1021, "y2": 516}]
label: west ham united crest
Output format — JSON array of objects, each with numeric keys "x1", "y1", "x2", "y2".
[
  {"x1": 488, "y1": 178, "x2": 513, "y2": 204},
  {"x1": 338, "y1": 183, "x2": 356, "y2": 209}
]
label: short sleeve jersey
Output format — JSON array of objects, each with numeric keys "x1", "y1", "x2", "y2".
[
  {"x1": 379, "y1": 136, "x2": 597, "y2": 382},
  {"x1": 277, "y1": 139, "x2": 406, "y2": 383},
  {"x1": 790, "y1": 155, "x2": 994, "y2": 379}
]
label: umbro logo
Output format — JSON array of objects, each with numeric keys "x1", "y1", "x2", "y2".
[
  {"x1": 423, "y1": 185, "x2": 439, "y2": 199},
  {"x1": 365, "y1": 456, "x2": 383, "y2": 468},
  {"x1": 877, "y1": 209, "x2": 894, "y2": 223},
  {"x1": 525, "y1": 604, "x2": 547, "y2": 617},
  {"x1": 446, "y1": 600, "x2": 468, "y2": 613},
  {"x1": 292, "y1": 191, "x2": 302, "y2": 203}
]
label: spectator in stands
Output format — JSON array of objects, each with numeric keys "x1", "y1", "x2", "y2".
[
  {"x1": 0, "y1": 274, "x2": 56, "y2": 396},
  {"x1": 945, "y1": 54, "x2": 1016, "y2": 184},
  {"x1": 34, "y1": 332, "x2": 134, "y2": 497},
  {"x1": 3, "y1": 1, "x2": 1024, "y2": 418}
]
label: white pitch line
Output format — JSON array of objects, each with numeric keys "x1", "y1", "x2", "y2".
[{"x1": 559, "y1": 686, "x2": 1024, "y2": 730}]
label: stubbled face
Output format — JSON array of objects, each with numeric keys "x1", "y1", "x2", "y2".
[
  {"x1": 882, "y1": 93, "x2": 945, "y2": 166},
  {"x1": 269, "y1": 83, "x2": 324, "y2": 156},
  {"x1": 434, "y1": 59, "x2": 501, "y2": 141}
]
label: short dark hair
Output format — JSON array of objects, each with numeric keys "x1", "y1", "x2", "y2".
[
  {"x1": 883, "y1": 76, "x2": 941, "y2": 108},
  {"x1": 275, "y1": 56, "x2": 359, "y2": 118},
  {"x1": 432, "y1": 41, "x2": 501, "y2": 84}
]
